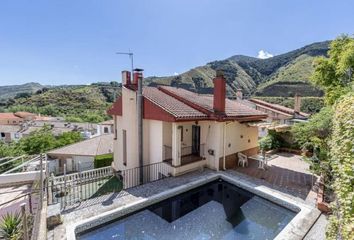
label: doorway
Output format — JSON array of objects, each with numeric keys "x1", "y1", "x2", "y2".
[{"x1": 192, "y1": 125, "x2": 201, "y2": 155}]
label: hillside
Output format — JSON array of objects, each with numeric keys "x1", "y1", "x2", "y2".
[
  {"x1": 2, "y1": 84, "x2": 121, "y2": 123},
  {"x1": 0, "y1": 82, "x2": 44, "y2": 101},
  {"x1": 146, "y1": 41, "x2": 330, "y2": 97}
]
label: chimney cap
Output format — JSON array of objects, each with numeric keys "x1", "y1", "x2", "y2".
[
  {"x1": 216, "y1": 69, "x2": 224, "y2": 78},
  {"x1": 133, "y1": 68, "x2": 144, "y2": 72}
]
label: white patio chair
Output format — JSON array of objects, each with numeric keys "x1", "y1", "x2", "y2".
[{"x1": 237, "y1": 152, "x2": 248, "y2": 167}]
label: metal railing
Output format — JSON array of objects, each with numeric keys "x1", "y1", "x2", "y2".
[
  {"x1": 0, "y1": 154, "x2": 46, "y2": 240},
  {"x1": 163, "y1": 144, "x2": 205, "y2": 165},
  {"x1": 49, "y1": 162, "x2": 173, "y2": 209},
  {"x1": 119, "y1": 162, "x2": 172, "y2": 189}
]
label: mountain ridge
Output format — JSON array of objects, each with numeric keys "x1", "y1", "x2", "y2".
[{"x1": 146, "y1": 40, "x2": 329, "y2": 97}]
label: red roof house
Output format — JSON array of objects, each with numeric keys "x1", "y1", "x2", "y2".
[{"x1": 109, "y1": 70, "x2": 267, "y2": 176}]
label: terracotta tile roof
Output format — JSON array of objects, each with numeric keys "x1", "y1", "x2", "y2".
[
  {"x1": 249, "y1": 98, "x2": 310, "y2": 118},
  {"x1": 159, "y1": 86, "x2": 266, "y2": 119},
  {"x1": 143, "y1": 87, "x2": 207, "y2": 119},
  {"x1": 47, "y1": 134, "x2": 113, "y2": 156},
  {"x1": 0, "y1": 113, "x2": 22, "y2": 120},
  {"x1": 108, "y1": 86, "x2": 267, "y2": 122},
  {"x1": 14, "y1": 112, "x2": 36, "y2": 118}
]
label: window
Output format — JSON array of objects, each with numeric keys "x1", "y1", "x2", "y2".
[
  {"x1": 0, "y1": 132, "x2": 5, "y2": 138},
  {"x1": 123, "y1": 130, "x2": 127, "y2": 166},
  {"x1": 104, "y1": 127, "x2": 109, "y2": 134}
]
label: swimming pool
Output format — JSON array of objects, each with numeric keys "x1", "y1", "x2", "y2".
[{"x1": 77, "y1": 179, "x2": 296, "y2": 240}]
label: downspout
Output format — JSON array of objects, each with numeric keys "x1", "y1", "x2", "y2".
[{"x1": 135, "y1": 69, "x2": 144, "y2": 184}]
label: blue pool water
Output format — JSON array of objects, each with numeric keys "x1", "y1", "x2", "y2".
[{"x1": 78, "y1": 180, "x2": 296, "y2": 240}]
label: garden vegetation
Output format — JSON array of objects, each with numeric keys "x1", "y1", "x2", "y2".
[{"x1": 291, "y1": 35, "x2": 353, "y2": 239}]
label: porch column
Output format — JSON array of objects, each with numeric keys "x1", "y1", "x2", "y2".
[{"x1": 172, "y1": 123, "x2": 181, "y2": 166}]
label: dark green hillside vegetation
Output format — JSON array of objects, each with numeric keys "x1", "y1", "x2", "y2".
[
  {"x1": 3, "y1": 84, "x2": 120, "y2": 123},
  {"x1": 0, "y1": 82, "x2": 43, "y2": 102}
]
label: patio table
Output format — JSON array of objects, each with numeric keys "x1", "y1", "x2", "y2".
[{"x1": 248, "y1": 154, "x2": 275, "y2": 170}]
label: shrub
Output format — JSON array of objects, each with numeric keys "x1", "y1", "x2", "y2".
[
  {"x1": 0, "y1": 212, "x2": 21, "y2": 240},
  {"x1": 259, "y1": 130, "x2": 280, "y2": 151},
  {"x1": 94, "y1": 153, "x2": 114, "y2": 168},
  {"x1": 327, "y1": 93, "x2": 354, "y2": 239}
]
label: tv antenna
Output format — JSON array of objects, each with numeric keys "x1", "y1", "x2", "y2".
[{"x1": 116, "y1": 51, "x2": 134, "y2": 75}]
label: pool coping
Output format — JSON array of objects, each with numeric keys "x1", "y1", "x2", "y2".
[{"x1": 68, "y1": 172, "x2": 320, "y2": 240}]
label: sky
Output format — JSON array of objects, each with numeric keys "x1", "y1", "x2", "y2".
[{"x1": 0, "y1": 0, "x2": 353, "y2": 86}]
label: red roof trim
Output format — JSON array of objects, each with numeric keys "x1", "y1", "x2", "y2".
[
  {"x1": 143, "y1": 97, "x2": 176, "y2": 122},
  {"x1": 107, "y1": 96, "x2": 122, "y2": 116}
]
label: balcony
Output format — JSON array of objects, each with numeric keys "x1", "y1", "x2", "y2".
[{"x1": 163, "y1": 144, "x2": 205, "y2": 167}]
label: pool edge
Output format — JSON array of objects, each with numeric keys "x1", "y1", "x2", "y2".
[{"x1": 68, "y1": 172, "x2": 320, "y2": 240}]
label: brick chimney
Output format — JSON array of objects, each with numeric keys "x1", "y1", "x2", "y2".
[
  {"x1": 213, "y1": 70, "x2": 226, "y2": 114},
  {"x1": 133, "y1": 71, "x2": 143, "y2": 86},
  {"x1": 236, "y1": 88, "x2": 243, "y2": 100},
  {"x1": 294, "y1": 94, "x2": 301, "y2": 113},
  {"x1": 122, "y1": 71, "x2": 131, "y2": 86}
]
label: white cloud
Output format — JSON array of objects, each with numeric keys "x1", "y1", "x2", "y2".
[
  {"x1": 257, "y1": 50, "x2": 273, "y2": 59},
  {"x1": 173, "y1": 72, "x2": 179, "y2": 76}
]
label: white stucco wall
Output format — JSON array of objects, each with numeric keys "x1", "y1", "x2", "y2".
[
  {"x1": 199, "y1": 121, "x2": 223, "y2": 170},
  {"x1": 113, "y1": 87, "x2": 138, "y2": 170},
  {"x1": 143, "y1": 120, "x2": 163, "y2": 165},
  {"x1": 73, "y1": 156, "x2": 95, "y2": 172},
  {"x1": 224, "y1": 121, "x2": 259, "y2": 155},
  {"x1": 113, "y1": 89, "x2": 166, "y2": 170},
  {"x1": 112, "y1": 86, "x2": 260, "y2": 173}
]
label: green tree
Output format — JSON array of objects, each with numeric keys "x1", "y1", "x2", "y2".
[
  {"x1": 311, "y1": 35, "x2": 354, "y2": 105},
  {"x1": 291, "y1": 107, "x2": 333, "y2": 176},
  {"x1": 0, "y1": 142, "x2": 24, "y2": 158},
  {"x1": 81, "y1": 113, "x2": 105, "y2": 123},
  {"x1": 55, "y1": 131, "x2": 83, "y2": 148},
  {"x1": 65, "y1": 115, "x2": 84, "y2": 123},
  {"x1": 18, "y1": 126, "x2": 57, "y2": 154}
]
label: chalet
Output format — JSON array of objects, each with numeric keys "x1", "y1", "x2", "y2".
[{"x1": 108, "y1": 70, "x2": 267, "y2": 176}]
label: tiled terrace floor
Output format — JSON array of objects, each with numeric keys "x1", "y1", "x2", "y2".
[
  {"x1": 235, "y1": 152, "x2": 318, "y2": 204},
  {"x1": 0, "y1": 184, "x2": 38, "y2": 217}
]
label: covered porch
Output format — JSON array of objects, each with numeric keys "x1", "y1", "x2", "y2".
[{"x1": 161, "y1": 122, "x2": 207, "y2": 174}]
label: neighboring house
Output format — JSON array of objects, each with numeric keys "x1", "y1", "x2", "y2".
[
  {"x1": 242, "y1": 97, "x2": 310, "y2": 135},
  {"x1": 0, "y1": 112, "x2": 37, "y2": 125},
  {"x1": 0, "y1": 113, "x2": 24, "y2": 125},
  {"x1": 0, "y1": 125, "x2": 21, "y2": 143},
  {"x1": 108, "y1": 70, "x2": 267, "y2": 176},
  {"x1": 20, "y1": 126, "x2": 73, "y2": 137},
  {"x1": 47, "y1": 134, "x2": 114, "y2": 174},
  {"x1": 0, "y1": 111, "x2": 100, "y2": 142},
  {"x1": 247, "y1": 97, "x2": 309, "y2": 125},
  {"x1": 97, "y1": 120, "x2": 114, "y2": 135}
]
